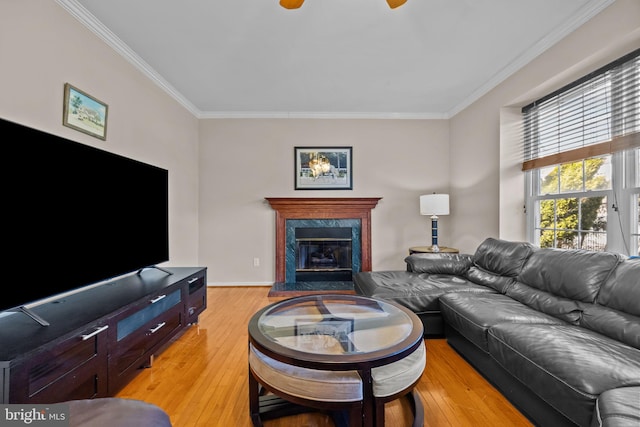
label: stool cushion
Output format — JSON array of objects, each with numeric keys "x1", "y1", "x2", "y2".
[
  {"x1": 249, "y1": 344, "x2": 363, "y2": 402},
  {"x1": 250, "y1": 339, "x2": 426, "y2": 403},
  {"x1": 372, "y1": 341, "x2": 426, "y2": 398},
  {"x1": 348, "y1": 324, "x2": 414, "y2": 352}
]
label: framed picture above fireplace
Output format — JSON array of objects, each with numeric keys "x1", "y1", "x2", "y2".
[{"x1": 295, "y1": 146, "x2": 353, "y2": 190}]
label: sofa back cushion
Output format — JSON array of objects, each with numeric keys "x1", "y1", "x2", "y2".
[
  {"x1": 579, "y1": 304, "x2": 640, "y2": 349},
  {"x1": 465, "y1": 267, "x2": 517, "y2": 293},
  {"x1": 471, "y1": 238, "x2": 536, "y2": 278},
  {"x1": 596, "y1": 259, "x2": 640, "y2": 315},
  {"x1": 505, "y1": 282, "x2": 582, "y2": 324},
  {"x1": 578, "y1": 260, "x2": 640, "y2": 349},
  {"x1": 517, "y1": 248, "x2": 622, "y2": 303}
]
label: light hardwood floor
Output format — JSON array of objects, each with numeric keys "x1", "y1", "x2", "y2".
[{"x1": 116, "y1": 287, "x2": 533, "y2": 427}]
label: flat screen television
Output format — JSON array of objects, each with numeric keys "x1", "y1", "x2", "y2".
[{"x1": 1, "y1": 117, "x2": 169, "y2": 324}]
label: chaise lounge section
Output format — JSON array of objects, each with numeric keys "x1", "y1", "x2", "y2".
[{"x1": 353, "y1": 237, "x2": 640, "y2": 427}]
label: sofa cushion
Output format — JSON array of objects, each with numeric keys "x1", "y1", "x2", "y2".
[
  {"x1": 579, "y1": 305, "x2": 640, "y2": 350},
  {"x1": 439, "y1": 292, "x2": 564, "y2": 352},
  {"x1": 354, "y1": 271, "x2": 443, "y2": 312},
  {"x1": 353, "y1": 271, "x2": 494, "y2": 313},
  {"x1": 488, "y1": 323, "x2": 640, "y2": 427},
  {"x1": 404, "y1": 253, "x2": 472, "y2": 275},
  {"x1": 505, "y1": 282, "x2": 583, "y2": 324},
  {"x1": 353, "y1": 271, "x2": 423, "y2": 300},
  {"x1": 578, "y1": 260, "x2": 640, "y2": 349},
  {"x1": 596, "y1": 259, "x2": 640, "y2": 316},
  {"x1": 517, "y1": 248, "x2": 623, "y2": 303},
  {"x1": 465, "y1": 266, "x2": 518, "y2": 293},
  {"x1": 471, "y1": 237, "x2": 536, "y2": 277},
  {"x1": 591, "y1": 386, "x2": 640, "y2": 427}
]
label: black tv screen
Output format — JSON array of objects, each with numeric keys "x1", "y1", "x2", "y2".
[{"x1": 1, "y1": 118, "x2": 169, "y2": 313}]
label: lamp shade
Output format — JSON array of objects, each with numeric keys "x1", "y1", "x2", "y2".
[{"x1": 420, "y1": 194, "x2": 449, "y2": 216}]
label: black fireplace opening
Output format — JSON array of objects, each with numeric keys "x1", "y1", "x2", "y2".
[{"x1": 295, "y1": 227, "x2": 352, "y2": 282}]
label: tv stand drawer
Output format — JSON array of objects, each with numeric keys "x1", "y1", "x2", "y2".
[
  {"x1": 109, "y1": 288, "x2": 184, "y2": 393},
  {"x1": 116, "y1": 289, "x2": 182, "y2": 342}
]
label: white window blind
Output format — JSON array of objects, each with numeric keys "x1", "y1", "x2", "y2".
[{"x1": 522, "y1": 48, "x2": 640, "y2": 171}]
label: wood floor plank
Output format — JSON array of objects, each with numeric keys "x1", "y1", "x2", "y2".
[{"x1": 116, "y1": 287, "x2": 533, "y2": 426}]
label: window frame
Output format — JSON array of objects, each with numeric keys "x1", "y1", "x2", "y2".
[{"x1": 526, "y1": 150, "x2": 638, "y2": 255}]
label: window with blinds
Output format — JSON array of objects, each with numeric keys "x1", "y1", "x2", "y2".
[
  {"x1": 523, "y1": 49, "x2": 640, "y2": 255},
  {"x1": 522, "y1": 48, "x2": 639, "y2": 171}
]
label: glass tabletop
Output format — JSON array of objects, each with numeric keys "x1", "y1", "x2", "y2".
[{"x1": 254, "y1": 294, "x2": 417, "y2": 356}]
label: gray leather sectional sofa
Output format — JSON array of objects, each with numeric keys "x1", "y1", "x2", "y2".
[{"x1": 353, "y1": 237, "x2": 640, "y2": 427}]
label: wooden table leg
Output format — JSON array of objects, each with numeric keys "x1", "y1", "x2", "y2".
[
  {"x1": 249, "y1": 368, "x2": 263, "y2": 427},
  {"x1": 360, "y1": 368, "x2": 374, "y2": 426}
]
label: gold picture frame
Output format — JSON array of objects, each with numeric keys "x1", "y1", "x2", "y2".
[{"x1": 63, "y1": 83, "x2": 108, "y2": 140}]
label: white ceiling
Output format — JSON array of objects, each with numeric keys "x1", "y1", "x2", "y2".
[{"x1": 59, "y1": 0, "x2": 612, "y2": 119}]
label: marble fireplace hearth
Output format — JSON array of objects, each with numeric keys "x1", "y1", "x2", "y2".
[
  {"x1": 265, "y1": 197, "x2": 381, "y2": 296},
  {"x1": 268, "y1": 280, "x2": 357, "y2": 296}
]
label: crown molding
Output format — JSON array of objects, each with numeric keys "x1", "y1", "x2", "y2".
[
  {"x1": 447, "y1": 0, "x2": 615, "y2": 117},
  {"x1": 197, "y1": 111, "x2": 448, "y2": 120},
  {"x1": 57, "y1": 0, "x2": 613, "y2": 121},
  {"x1": 56, "y1": 0, "x2": 201, "y2": 117}
]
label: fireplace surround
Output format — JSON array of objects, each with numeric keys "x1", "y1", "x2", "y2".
[{"x1": 266, "y1": 197, "x2": 381, "y2": 295}]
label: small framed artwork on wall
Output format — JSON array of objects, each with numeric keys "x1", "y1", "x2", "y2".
[
  {"x1": 294, "y1": 146, "x2": 353, "y2": 190},
  {"x1": 63, "y1": 83, "x2": 108, "y2": 140}
]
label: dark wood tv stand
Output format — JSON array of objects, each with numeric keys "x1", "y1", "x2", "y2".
[{"x1": 0, "y1": 266, "x2": 207, "y2": 403}]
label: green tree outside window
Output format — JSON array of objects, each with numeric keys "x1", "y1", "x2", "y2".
[{"x1": 538, "y1": 158, "x2": 609, "y2": 249}]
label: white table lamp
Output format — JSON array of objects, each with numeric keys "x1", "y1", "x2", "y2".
[{"x1": 419, "y1": 194, "x2": 450, "y2": 252}]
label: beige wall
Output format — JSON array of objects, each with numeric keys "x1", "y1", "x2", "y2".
[
  {"x1": 199, "y1": 119, "x2": 449, "y2": 284},
  {"x1": 0, "y1": 0, "x2": 200, "y2": 268},
  {"x1": 450, "y1": 0, "x2": 640, "y2": 253},
  {"x1": 2, "y1": 0, "x2": 639, "y2": 286}
]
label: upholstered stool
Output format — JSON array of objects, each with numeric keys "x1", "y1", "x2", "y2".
[
  {"x1": 371, "y1": 341, "x2": 426, "y2": 427},
  {"x1": 249, "y1": 344, "x2": 364, "y2": 426},
  {"x1": 249, "y1": 341, "x2": 426, "y2": 427}
]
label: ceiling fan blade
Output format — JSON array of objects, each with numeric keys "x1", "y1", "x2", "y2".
[
  {"x1": 280, "y1": 0, "x2": 305, "y2": 9},
  {"x1": 386, "y1": 0, "x2": 407, "y2": 9}
]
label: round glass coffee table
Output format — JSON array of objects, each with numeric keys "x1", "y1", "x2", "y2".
[{"x1": 248, "y1": 294, "x2": 425, "y2": 426}]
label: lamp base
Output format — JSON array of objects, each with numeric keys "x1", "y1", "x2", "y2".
[{"x1": 430, "y1": 215, "x2": 440, "y2": 253}]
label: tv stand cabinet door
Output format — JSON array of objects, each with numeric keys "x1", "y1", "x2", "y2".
[
  {"x1": 186, "y1": 272, "x2": 207, "y2": 324},
  {"x1": 8, "y1": 323, "x2": 109, "y2": 403}
]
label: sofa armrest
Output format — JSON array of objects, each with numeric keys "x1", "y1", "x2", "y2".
[
  {"x1": 68, "y1": 398, "x2": 172, "y2": 427},
  {"x1": 404, "y1": 253, "x2": 472, "y2": 275},
  {"x1": 591, "y1": 387, "x2": 640, "y2": 427}
]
